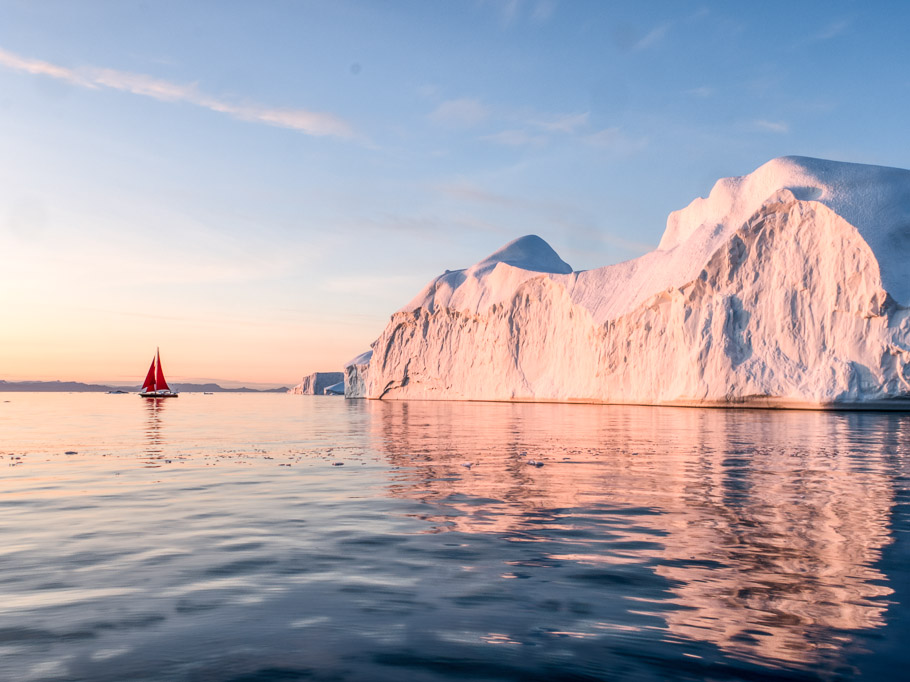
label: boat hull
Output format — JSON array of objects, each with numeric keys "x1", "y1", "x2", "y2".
[{"x1": 139, "y1": 392, "x2": 179, "y2": 398}]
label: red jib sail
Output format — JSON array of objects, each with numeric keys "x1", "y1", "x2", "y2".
[
  {"x1": 155, "y1": 349, "x2": 170, "y2": 392},
  {"x1": 142, "y1": 357, "x2": 157, "y2": 393}
]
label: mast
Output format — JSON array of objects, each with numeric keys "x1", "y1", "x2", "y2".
[
  {"x1": 155, "y1": 348, "x2": 171, "y2": 392},
  {"x1": 142, "y1": 356, "x2": 157, "y2": 393}
]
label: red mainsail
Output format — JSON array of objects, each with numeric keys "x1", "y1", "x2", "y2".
[
  {"x1": 155, "y1": 349, "x2": 170, "y2": 392},
  {"x1": 142, "y1": 357, "x2": 157, "y2": 393}
]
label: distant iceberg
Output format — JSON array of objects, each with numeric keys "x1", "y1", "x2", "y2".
[
  {"x1": 288, "y1": 371, "x2": 344, "y2": 395},
  {"x1": 348, "y1": 157, "x2": 910, "y2": 408},
  {"x1": 323, "y1": 381, "x2": 344, "y2": 396}
]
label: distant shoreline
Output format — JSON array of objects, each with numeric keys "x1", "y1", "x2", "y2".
[{"x1": 0, "y1": 380, "x2": 289, "y2": 393}]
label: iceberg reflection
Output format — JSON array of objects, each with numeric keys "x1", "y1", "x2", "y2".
[{"x1": 370, "y1": 401, "x2": 903, "y2": 668}]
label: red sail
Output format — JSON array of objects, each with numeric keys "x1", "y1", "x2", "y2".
[
  {"x1": 142, "y1": 357, "x2": 157, "y2": 392},
  {"x1": 155, "y1": 349, "x2": 170, "y2": 392}
]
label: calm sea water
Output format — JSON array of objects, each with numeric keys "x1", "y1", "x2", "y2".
[{"x1": 0, "y1": 393, "x2": 908, "y2": 681}]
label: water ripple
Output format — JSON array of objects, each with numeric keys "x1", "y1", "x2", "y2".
[{"x1": 0, "y1": 394, "x2": 906, "y2": 680}]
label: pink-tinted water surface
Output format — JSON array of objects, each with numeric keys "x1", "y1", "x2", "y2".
[{"x1": 0, "y1": 393, "x2": 907, "y2": 681}]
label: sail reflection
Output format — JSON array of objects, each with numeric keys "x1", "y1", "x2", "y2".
[
  {"x1": 369, "y1": 400, "x2": 904, "y2": 668},
  {"x1": 143, "y1": 397, "x2": 167, "y2": 460}
]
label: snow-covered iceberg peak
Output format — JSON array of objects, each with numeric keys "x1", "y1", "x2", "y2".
[
  {"x1": 474, "y1": 234, "x2": 573, "y2": 275},
  {"x1": 660, "y1": 156, "x2": 910, "y2": 303},
  {"x1": 401, "y1": 234, "x2": 573, "y2": 316}
]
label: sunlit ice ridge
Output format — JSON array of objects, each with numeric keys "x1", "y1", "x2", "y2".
[{"x1": 347, "y1": 156, "x2": 910, "y2": 409}]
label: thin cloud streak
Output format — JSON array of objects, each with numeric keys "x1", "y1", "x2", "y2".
[
  {"x1": 531, "y1": 0, "x2": 557, "y2": 23},
  {"x1": 753, "y1": 119, "x2": 789, "y2": 134},
  {"x1": 429, "y1": 97, "x2": 489, "y2": 128},
  {"x1": 812, "y1": 19, "x2": 850, "y2": 42},
  {"x1": 584, "y1": 127, "x2": 649, "y2": 153},
  {"x1": 437, "y1": 181, "x2": 653, "y2": 256},
  {"x1": 0, "y1": 46, "x2": 354, "y2": 138},
  {"x1": 686, "y1": 85, "x2": 714, "y2": 98},
  {"x1": 529, "y1": 111, "x2": 589, "y2": 133},
  {"x1": 481, "y1": 129, "x2": 548, "y2": 146},
  {"x1": 437, "y1": 182, "x2": 518, "y2": 206},
  {"x1": 483, "y1": 0, "x2": 556, "y2": 27},
  {"x1": 322, "y1": 274, "x2": 421, "y2": 295},
  {"x1": 633, "y1": 23, "x2": 670, "y2": 50}
]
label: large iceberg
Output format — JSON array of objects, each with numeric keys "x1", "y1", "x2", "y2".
[{"x1": 348, "y1": 157, "x2": 910, "y2": 408}]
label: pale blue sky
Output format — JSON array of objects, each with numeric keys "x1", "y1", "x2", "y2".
[{"x1": 1, "y1": 0, "x2": 907, "y2": 385}]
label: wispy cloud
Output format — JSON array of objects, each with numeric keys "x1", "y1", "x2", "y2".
[
  {"x1": 531, "y1": 0, "x2": 557, "y2": 23},
  {"x1": 812, "y1": 19, "x2": 850, "y2": 42},
  {"x1": 633, "y1": 23, "x2": 670, "y2": 50},
  {"x1": 584, "y1": 127, "x2": 649, "y2": 153},
  {"x1": 439, "y1": 181, "x2": 654, "y2": 257},
  {"x1": 429, "y1": 97, "x2": 490, "y2": 128},
  {"x1": 342, "y1": 210, "x2": 509, "y2": 242},
  {"x1": 686, "y1": 85, "x2": 714, "y2": 98},
  {"x1": 529, "y1": 111, "x2": 589, "y2": 133},
  {"x1": 437, "y1": 182, "x2": 518, "y2": 207},
  {"x1": 468, "y1": 107, "x2": 646, "y2": 157},
  {"x1": 466, "y1": 107, "x2": 594, "y2": 148},
  {"x1": 482, "y1": 0, "x2": 557, "y2": 26},
  {"x1": 0, "y1": 46, "x2": 354, "y2": 138},
  {"x1": 500, "y1": 0, "x2": 521, "y2": 25},
  {"x1": 753, "y1": 119, "x2": 789, "y2": 134},
  {"x1": 481, "y1": 129, "x2": 547, "y2": 146},
  {"x1": 322, "y1": 274, "x2": 420, "y2": 295}
]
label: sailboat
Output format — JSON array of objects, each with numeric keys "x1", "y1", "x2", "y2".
[{"x1": 139, "y1": 348, "x2": 179, "y2": 398}]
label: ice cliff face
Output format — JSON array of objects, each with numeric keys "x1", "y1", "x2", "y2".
[{"x1": 348, "y1": 157, "x2": 910, "y2": 407}]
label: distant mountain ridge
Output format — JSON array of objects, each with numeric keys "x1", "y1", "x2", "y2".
[{"x1": 0, "y1": 380, "x2": 288, "y2": 393}]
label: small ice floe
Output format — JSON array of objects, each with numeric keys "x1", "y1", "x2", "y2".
[
  {"x1": 460, "y1": 462, "x2": 473, "y2": 469},
  {"x1": 65, "y1": 451, "x2": 77, "y2": 455},
  {"x1": 332, "y1": 462, "x2": 344, "y2": 466}
]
